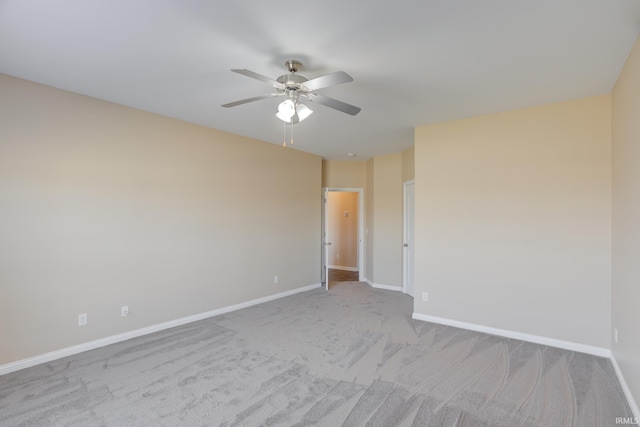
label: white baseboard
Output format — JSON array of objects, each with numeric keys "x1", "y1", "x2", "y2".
[
  {"x1": 611, "y1": 353, "x2": 640, "y2": 418},
  {"x1": 366, "y1": 279, "x2": 403, "y2": 292},
  {"x1": 411, "y1": 312, "x2": 611, "y2": 358},
  {"x1": 0, "y1": 283, "x2": 322, "y2": 376},
  {"x1": 415, "y1": 313, "x2": 639, "y2": 416},
  {"x1": 328, "y1": 265, "x2": 359, "y2": 272}
]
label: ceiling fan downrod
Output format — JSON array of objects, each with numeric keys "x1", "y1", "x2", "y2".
[{"x1": 285, "y1": 60, "x2": 302, "y2": 74}]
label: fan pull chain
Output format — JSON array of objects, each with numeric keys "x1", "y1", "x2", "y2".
[
  {"x1": 290, "y1": 120, "x2": 294, "y2": 145},
  {"x1": 282, "y1": 119, "x2": 296, "y2": 147},
  {"x1": 282, "y1": 119, "x2": 287, "y2": 148}
]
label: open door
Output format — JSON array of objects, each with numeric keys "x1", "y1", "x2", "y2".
[{"x1": 321, "y1": 188, "x2": 329, "y2": 290}]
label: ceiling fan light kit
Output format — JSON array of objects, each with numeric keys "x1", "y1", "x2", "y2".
[
  {"x1": 276, "y1": 99, "x2": 296, "y2": 121},
  {"x1": 295, "y1": 103, "x2": 313, "y2": 121},
  {"x1": 222, "y1": 60, "x2": 360, "y2": 147},
  {"x1": 276, "y1": 101, "x2": 313, "y2": 124}
]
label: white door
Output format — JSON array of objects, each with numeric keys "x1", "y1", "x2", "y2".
[
  {"x1": 321, "y1": 188, "x2": 330, "y2": 290},
  {"x1": 403, "y1": 181, "x2": 415, "y2": 297}
]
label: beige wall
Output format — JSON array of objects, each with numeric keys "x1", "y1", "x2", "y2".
[
  {"x1": 0, "y1": 74, "x2": 322, "y2": 365},
  {"x1": 327, "y1": 192, "x2": 359, "y2": 269},
  {"x1": 414, "y1": 95, "x2": 612, "y2": 348},
  {"x1": 365, "y1": 159, "x2": 375, "y2": 281},
  {"x1": 612, "y1": 35, "x2": 640, "y2": 411},
  {"x1": 401, "y1": 146, "x2": 415, "y2": 183},
  {"x1": 322, "y1": 160, "x2": 366, "y2": 188},
  {"x1": 371, "y1": 153, "x2": 404, "y2": 287}
]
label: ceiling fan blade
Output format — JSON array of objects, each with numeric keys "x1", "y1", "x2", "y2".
[
  {"x1": 221, "y1": 93, "x2": 280, "y2": 108},
  {"x1": 231, "y1": 69, "x2": 284, "y2": 89},
  {"x1": 301, "y1": 71, "x2": 353, "y2": 91},
  {"x1": 308, "y1": 94, "x2": 361, "y2": 116}
]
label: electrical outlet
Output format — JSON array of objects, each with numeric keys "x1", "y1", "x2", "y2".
[
  {"x1": 336, "y1": 253, "x2": 340, "y2": 259},
  {"x1": 422, "y1": 292, "x2": 428, "y2": 302},
  {"x1": 614, "y1": 328, "x2": 618, "y2": 344},
  {"x1": 274, "y1": 275, "x2": 279, "y2": 284},
  {"x1": 78, "y1": 313, "x2": 87, "y2": 326},
  {"x1": 121, "y1": 306, "x2": 129, "y2": 317}
]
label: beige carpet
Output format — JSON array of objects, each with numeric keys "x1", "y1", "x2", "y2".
[{"x1": 0, "y1": 282, "x2": 633, "y2": 426}]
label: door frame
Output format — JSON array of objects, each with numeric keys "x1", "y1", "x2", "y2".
[
  {"x1": 322, "y1": 187, "x2": 365, "y2": 288},
  {"x1": 403, "y1": 179, "x2": 415, "y2": 296}
]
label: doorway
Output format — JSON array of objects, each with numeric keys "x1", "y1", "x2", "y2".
[{"x1": 321, "y1": 188, "x2": 364, "y2": 290}]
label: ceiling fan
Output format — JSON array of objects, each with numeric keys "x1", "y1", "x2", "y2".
[{"x1": 222, "y1": 60, "x2": 361, "y2": 124}]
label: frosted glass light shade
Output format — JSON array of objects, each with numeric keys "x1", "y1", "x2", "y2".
[{"x1": 296, "y1": 104, "x2": 313, "y2": 122}]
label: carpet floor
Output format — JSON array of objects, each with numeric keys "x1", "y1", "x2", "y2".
[{"x1": 0, "y1": 282, "x2": 633, "y2": 426}]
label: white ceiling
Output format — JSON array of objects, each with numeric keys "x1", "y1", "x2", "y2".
[{"x1": 2, "y1": 1, "x2": 639, "y2": 160}]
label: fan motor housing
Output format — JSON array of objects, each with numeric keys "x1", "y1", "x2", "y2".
[{"x1": 277, "y1": 73, "x2": 308, "y2": 90}]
